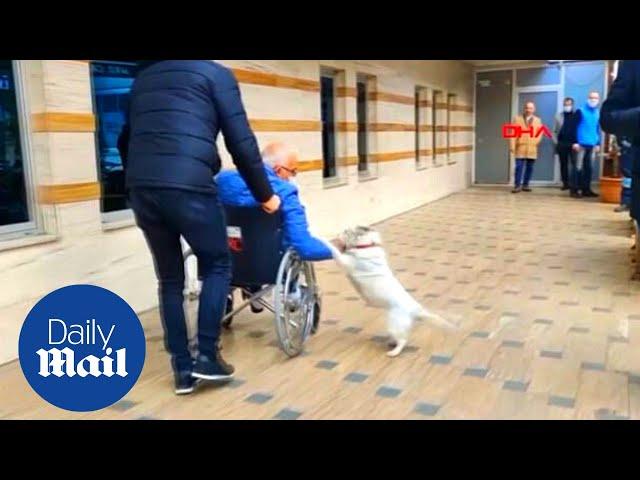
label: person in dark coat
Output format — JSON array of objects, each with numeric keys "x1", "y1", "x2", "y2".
[
  {"x1": 600, "y1": 60, "x2": 640, "y2": 279},
  {"x1": 613, "y1": 136, "x2": 633, "y2": 213},
  {"x1": 552, "y1": 97, "x2": 582, "y2": 193},
  {"x1": 118, "y1": 60, "x2": 281, "y2": 395}
]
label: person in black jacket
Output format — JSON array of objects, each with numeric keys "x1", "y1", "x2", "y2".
[
  {"x1": 119, "y1": 60, "x2": 281, "y2": 395},
  {"x1": 614, "y1": 136, "x2": 633, "y2": 213},
  {"x1": 553, "y1": 97, "x2": 582, "y2": 195},
  {"x1": 600, "y1": 60, "x2": 640, "y2": 279}
]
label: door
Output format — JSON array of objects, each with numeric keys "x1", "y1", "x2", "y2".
[
  {"x1": 516, "y1": 90, "x2": 559, "y2": 183},
  {"x1": 475, "y1": 70, "x2": 512, "y2": 184}
]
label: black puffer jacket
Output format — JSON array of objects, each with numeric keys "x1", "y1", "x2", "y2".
[{"x1": 120, "y1": 60, "x2": 273, "y2": 202}]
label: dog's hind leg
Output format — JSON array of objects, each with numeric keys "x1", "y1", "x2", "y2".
[
  {"x1": 387, "y1": 338, "x2": 408, "y2": 357},
  {"x1": 386, "y1": 309, "x2": 411, "y2": 357}
]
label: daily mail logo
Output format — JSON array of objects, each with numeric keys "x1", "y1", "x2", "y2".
[
  {"x1": 36, "y1": 319, "x2": 127, "y2": 378},
  {"x1": 19, "y1": 285, "x2": 146, "y2": 412}
]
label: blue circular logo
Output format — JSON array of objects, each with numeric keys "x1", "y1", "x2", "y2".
[{"x1": 19, "y1": 285, "x2": 146, "y2": 412}]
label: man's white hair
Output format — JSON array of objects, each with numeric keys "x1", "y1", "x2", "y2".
[
  {"x1": 263, "y1": 152, "x2": 278, "y2": 168},
  {"x1": 261, "y1": 142, "x2": 299, "y2": 167}
]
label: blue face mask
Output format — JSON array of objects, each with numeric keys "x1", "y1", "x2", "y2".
[
  {"x1": 588, "y1": 99, "x2": 599, "y2": 108},
  {"x1": 563, "y1": 105, "x2": 573, "y2": 113}
]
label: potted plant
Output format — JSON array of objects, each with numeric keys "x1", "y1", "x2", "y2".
[{"x1": 599, "y1": 133, "x2": 623, "y2": 204}]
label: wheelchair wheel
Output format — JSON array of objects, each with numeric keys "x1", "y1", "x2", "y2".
[{"x1": 274, "y1": 250, "x2": 317, "y2": 357}]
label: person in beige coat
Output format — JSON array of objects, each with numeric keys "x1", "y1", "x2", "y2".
[{"x1": 510, "y1": 101, "x2": 543, "y2": 193}]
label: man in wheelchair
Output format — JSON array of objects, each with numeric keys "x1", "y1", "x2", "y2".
[{"x1": 216, "y1": 142, "x2": 333, "y2": 331}]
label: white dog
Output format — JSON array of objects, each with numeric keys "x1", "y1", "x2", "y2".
[{"x1": 322, "y1": 226, "x2": 458, "y2": 357}]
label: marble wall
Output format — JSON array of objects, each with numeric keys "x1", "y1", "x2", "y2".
[{"x1": 0, "y1": 60, "x2": 474, "y2": 364}]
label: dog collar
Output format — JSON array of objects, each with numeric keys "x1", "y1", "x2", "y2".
[{"x1": 354, "y1": 243, "x2": 378, "y2": 249}]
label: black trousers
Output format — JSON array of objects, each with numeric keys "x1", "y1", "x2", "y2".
[
  {"x1": 556, "y1": 144, "x2": 573, "y2": 187},
  {"x1": 129, "y1": 187, "x2": 231, "y2": 373}
]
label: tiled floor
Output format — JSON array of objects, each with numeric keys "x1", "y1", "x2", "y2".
[{"x1": 2, "y1": 187, "x2": 639, "y2": 420}]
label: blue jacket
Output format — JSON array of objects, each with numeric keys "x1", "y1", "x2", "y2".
[
  {"x1": 217, "y1": 166, "x2": 333, "y2": 261},
  {"x1": 577, "y1": 103, "x2": 601, "y2": 147},
  {"x1": 121, "y1": 60, "x2": 273, "y2": 202}
]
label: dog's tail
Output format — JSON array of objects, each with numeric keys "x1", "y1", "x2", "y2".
[{"x1": 414, "y1": 307, "x2": 459, "y2": 331}]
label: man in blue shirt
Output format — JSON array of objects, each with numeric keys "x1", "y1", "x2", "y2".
[
  {"x1": 217, "y1": 141, "x2": 332, "y2": 261},
  {"x1": 217, "y1": 142, "x2": 332, "y2": 325},
  {"x1": 576, "y1": 91, "x2": 602, "y2": 198}
]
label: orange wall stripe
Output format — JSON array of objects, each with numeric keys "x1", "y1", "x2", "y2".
[
  {"x1": 32, "y1": 112, "x2": 96, "y2": 133},
  {"x1": 337, "y1": 87, "x2": 357, "y2": 98},
  {"x1": 368, "y1": 91, "x2": 415, "y2": 105},
  {"x1": 449, "y1": 104, "x2": 474, "y2": 112},
  {"x1": 38, "y1": 182, "x2": 101, "y2": 205},
  {"x1": 231, "y1": 68, "x2": 320, "y2": 92},
  {"x1": 370, "y1": 151, "x2": 415, "y2": 162},
  {"x1": 298, "y1": 146, "x2": 471, "y2": 172},
  {"x1": 337, "y1": 122, "x2": 358, "y2": 132},
  {"x1": 448, "y1": 145, "x2": 474, "y2": 153},
  {"x1": 369, "y1": 123, "x2": 416, "y2": 132},
  {"x1": 297, "y1": 160, "x2": 325, "y2": 172},
  {"x1": 249, "y1": 119, "x2": 321, "y2": 132}
]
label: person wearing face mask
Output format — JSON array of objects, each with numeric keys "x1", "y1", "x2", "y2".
[
  {"x1": 510, "y1": 101, "x2": 543, "y2": 193},
  {"x1": 217, "y1": 141, "x2": 333, "y2": 262},
  {"x1": 553, "y1": 97, "x2": 582, "y2": 194},
  {"x1": 215, "y1": 141, "x2": 331, "y2": 325},
  {"x1": 575, "y1": 91, "x2": 603, "y2": 198}
]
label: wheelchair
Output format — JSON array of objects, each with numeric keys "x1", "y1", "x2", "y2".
[{"x1": 183, "y1": 206, "x2": 321, "y2": 357}]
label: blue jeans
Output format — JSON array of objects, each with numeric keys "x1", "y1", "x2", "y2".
[
  {"x1": 576, "y1": 146, "x2": 595, "y2": 193},
  {"x1": 514, "y1": 158, "x2": 535, "y2": 187},
  {"x1": 129, "y1": 188, "x2": 231, "y2": 373}
]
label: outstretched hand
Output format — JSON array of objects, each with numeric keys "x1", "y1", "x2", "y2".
[{"x1": 331, "y1": 238, "x2": 346, "y2": 252}]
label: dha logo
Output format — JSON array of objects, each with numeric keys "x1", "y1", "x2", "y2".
[
  {"x1": 19, "y1": 285, "x2": 146, "y2": 412},
  {"x1": 37, "y1": 319, "x2": 127, "y2": 378}
]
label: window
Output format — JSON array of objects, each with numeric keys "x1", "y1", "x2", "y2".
[
  {"x1": 90, "y1": 60, "x2": 139, "y2": 220},
  {"x1": 0, "y1": 60, "x2": 33, "y2": 235},
  {"x1": 431, "y1": 90, "x2": 439, "y2": 165},
  {"x1": 320, "y1": 73, "x2": 337, "y2": 179},
  {"x1": 447, "y1": 93, "x2": 457, "y2": 164},
  {"x1": 356, "y1": 78, "x2": 368, "y2": 173},
  {"x1": 433, "y1": 90, "x2": 445, "y2": 166},
  {"x1": 415, "y1": 88, "x2": 420, "y2": 165},
  {"x1": 356, "y1": 73, "x2": 377, "y2": 178},
  {"x1": 415, "y1": 86, "x2": 429, "y2": 169}
]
